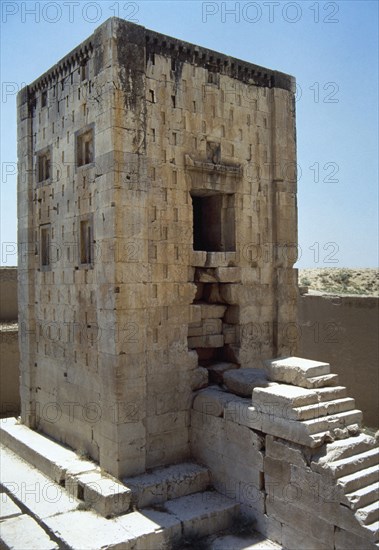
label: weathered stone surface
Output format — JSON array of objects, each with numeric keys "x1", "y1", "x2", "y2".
[
  {"x1": 265, "y1": 356, "x2": 330, "y2": 385},
  {"x1": 313, "y1": 433, "x2": 376, "y2": 466},
  {"x1": 208, "y1": 533, "x2": 281, "y2": 549},
  {"x1": 224, "y1": 368, "x2": 270, "y2": 397},
  {"x1": 124, "y1": 462, "x2": 210, "y2": 508},
  {"x1": 0, "y1": 493, "x2": 22, "y2": 520},
  {"x1": 66, "y1": 470, "x2": 132, "y2": 517},
  {"x1": 265, "y1": 435, "x2": 307, "y2": 467},
  {"x1": 311, "y1": 447, "x2": 379, "y2": 479},
  {"x1": 188, "y1": 334, "x2": 225, "y2": 348},
  {"x1": 301, "y1": 373, "x2": 339, "y2": 389},
  {"x1": 163, "y1": 491, "x2": 239, "y2": 538},
  {"x1": 200, "y1": 304, "x2": 227, "y2": 320},
  {"x1": 253, "y1": 383, "x2": 319, "y2": 409},
  {"x1": 215, "y1": 267, "x2": 241, "y2": 283},
  {"x1": 206, "y1": 362, "x2": 239, "y2": 384},
  {"x1": 191, "y1": 367, "x2": 209, "y2": 390},
  {"x1": 0, "y1": 515, "x2": 59, "y2": 550},
  {"x1": 192, "y1": 387, "x2": 238, "y2": 417},
  {"x1": 266, "y1": 497, "x2": 335, "y2": 545},
  {"x1": 335, "y1": 526, "x2": 379, "y2": 550}
]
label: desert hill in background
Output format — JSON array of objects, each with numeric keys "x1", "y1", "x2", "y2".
[{"x1": 298, "y1": 268, "x2": 378, "y2": 296}]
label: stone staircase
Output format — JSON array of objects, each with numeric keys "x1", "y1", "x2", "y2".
[
  {"x1": 0, "y1": 418, "x2": 242, "y2": 549},
  {"x1": 190, "y1": 356, "x2": 379, "y2": 549},
  {"x1": 311, "y1": 435, "x2": 379, "y2": 536}
]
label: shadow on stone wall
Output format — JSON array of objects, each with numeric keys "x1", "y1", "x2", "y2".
[
  {"x1": 0, "y1": 268, "x2": 20, "y2": 416},
  {"x1": 298, "y1": 293, "x2": 379, "y2": 428}
]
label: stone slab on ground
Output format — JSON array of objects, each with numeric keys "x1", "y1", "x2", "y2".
[
  {"x1": 265, "y1": 357, "x2": 330, "y2": 386},
  {"x1": 0, "y1": 445, "x2": 80, "y2": 520},
  {"x1": 0, "y1": 417, "x2": 98, "y2": 483},
  {"x1": 223, "y1": 369, "x2": 271, "y2": 397},
  {"x1": 0, "y1": 493, "x2": 22, "y2": 521},
  {"x1": 0, "y1": 514, "x2": 59, "y2": 550},
  {"x1": 43, "y1": 509, "x2": 135, "y2": 550}
]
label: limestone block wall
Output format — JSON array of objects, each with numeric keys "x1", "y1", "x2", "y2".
[{"x1": 18, "y1": 17, "x2": 298, "y2": 478}]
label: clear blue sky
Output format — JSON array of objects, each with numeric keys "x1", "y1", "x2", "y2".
[{"x1": 1, "y1": 0, "x2": 378, "y2": 267}]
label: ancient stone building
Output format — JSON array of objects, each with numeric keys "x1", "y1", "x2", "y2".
[{"x1": 17, "y1": 17, "x2": 298, "y2": 478}]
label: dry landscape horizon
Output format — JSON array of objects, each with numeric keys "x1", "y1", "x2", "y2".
[{"x1": 299, "y1": 267, "x2": 378, "y2": 296}]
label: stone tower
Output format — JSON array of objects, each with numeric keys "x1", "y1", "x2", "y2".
[{"x1": 17, "y1": 18, "x2": 298, "y2": 478}]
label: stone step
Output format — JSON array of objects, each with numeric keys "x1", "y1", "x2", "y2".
[
  {"x1": 315, "y1": 433, "x2": 378, "y2": 462},
  {"x1": 162, "y1": 490, "x2": 239, "y2": 539},
  {"x1": 356, "y1": 501, "x2": 379, "y2": 525},
  {"x1": 0, "y1": 417, "x2": 96, "y2": 484},
  {"x1": 343, "y1": 482, "x2": 379, "y2": 510},
  {"x1": 0, "y1": 493, "x2": 23, "y2": 521},
  {"x1": 300, "y1": 373, "x2": 339, "y2": 389},
  {"x1": 0, "y1": 445, "x2": 80, "y2": 524},
  {"x1": 315, "y1": 386, "x2": 348, "y2": 402},
  {"x1": 265, "y1": 357, "x2": 331, "y2": 385},
  {"x1": 43, "y1": 490, "x2": 240, "y2": 549},
  {"x1": 364, "y1": 520, "x2": 379, "y2": 543},
  {"x1": 312, "y1": 448, "x2": 379, "y2": 479},
  {"x1": 337, "y1": 465, "x2": 379, "y2": 494},
  {"x1": 123, "y1": 462, "x2": 211, "y2": 508},
  {"x1": 293, "y1": 398, "x2": 355, "y2": 421},
  {"x1": 206, "y1": 532, "x2": 282, "y2": 549},
  {"x1": 0, "y1": 419, "x2": 131, "y2": 517},
  {"x1": 301, "y1": 409, "x2": 362, "y2": 435}
]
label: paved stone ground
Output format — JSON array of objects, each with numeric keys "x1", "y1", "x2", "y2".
[{"x1": 0, "y1": 445, "x2": 281, "y2": 550}]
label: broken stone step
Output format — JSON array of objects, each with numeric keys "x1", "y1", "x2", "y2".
[
  {"x1": 315, "y1": 433, "x2": 378, "y2": 462},
  {"x1": 337, "y1": 465, "x2": 379, "y2": 494},
  {"x1": 356, "y1": 501, "x2": 379, "y2": 525},
  {"x1": 163, "y1": 490, "x2": 239, "y2": 539},
  {"x1": 301, "y1": 409, "x2": 363, "y2": 435},
  {"x1": 0, "y1": 514, "x2": 59, "y2": 550},
  {"x1": 364, "y1": 520, "x2": 379, "y2": 542},
  {"x1": 299, "y1": 373, "x2": 339, "y2": 389},
  {"x1": 265, "y1": 356, "x2": 331, "y2": 385},
  {"x1": 312, "y1": 448, "x2": 379, "y2": 479},
  {"x1": 0, "y1": 417, "x2": 98, "y2": 484},
  {"x1": 252, "y1": 384, "x2": 319, "y2": 409},
  {"x1": 315, "y1": 386, "x2": 348, "y2": 402},
  {"x1": 123, "y1": 462, "x2": 211, "y2": 508},
  {"x1": 66, "y1": 470, "x2": 132, "y2": 517},
  {"x1": 343, "y1": 482, "x2": 379, "y2": 510},
  {"x1": 292, "y1": 398, "x2": 356, "y2": 421}
]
